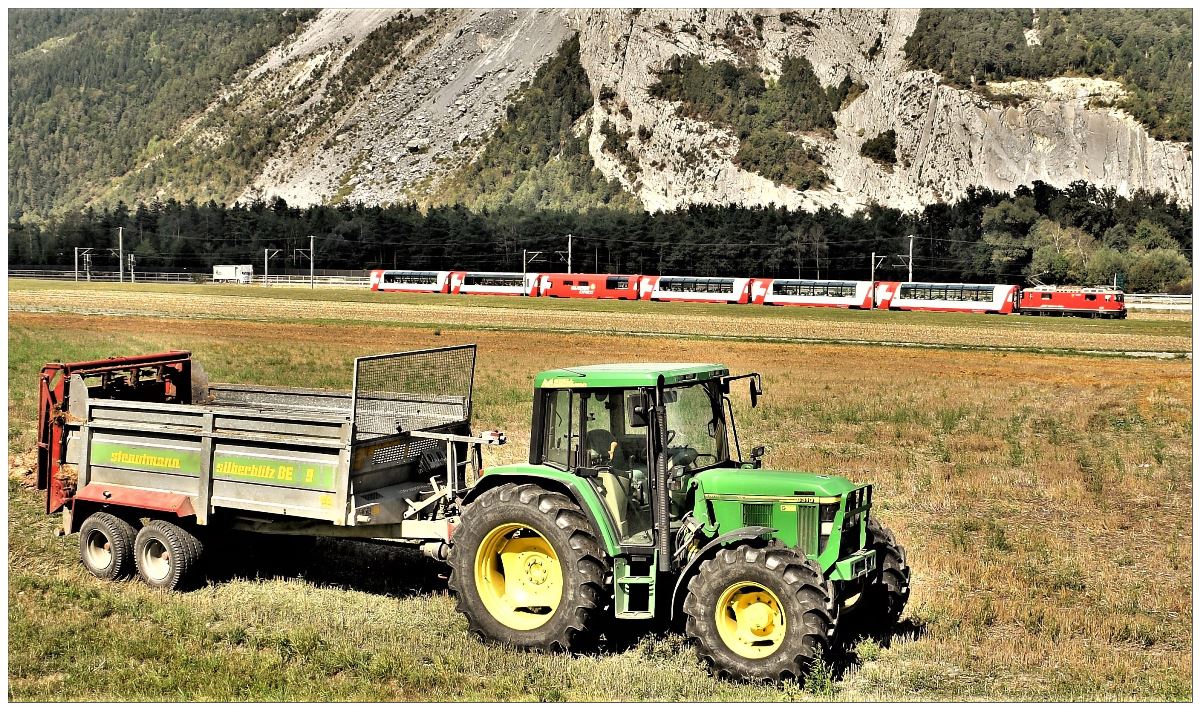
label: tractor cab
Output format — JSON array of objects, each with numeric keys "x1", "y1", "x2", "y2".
[{"x1": 528, "y1": 363, "x2": 761, "y2": 546}]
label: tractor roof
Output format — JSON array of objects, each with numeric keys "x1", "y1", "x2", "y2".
[{"x1": 534, "y1": 363, "x2": 729, "y2": 389}]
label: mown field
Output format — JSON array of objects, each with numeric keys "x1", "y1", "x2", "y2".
[
  {"x1": 6, "y1": 285, "x2": 1193, "y2": 701},
  {"x1": 8, "y1": 279, "x2": 1192, "y2": 355}
]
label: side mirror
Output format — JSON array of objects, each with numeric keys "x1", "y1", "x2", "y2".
[{"x1": 749, "y1": 381, "x2": 759, "y2": 408}]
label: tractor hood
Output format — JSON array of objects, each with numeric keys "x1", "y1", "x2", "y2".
[{"x1": 689, "y1": 467, "x2": 860, "y2": 500}]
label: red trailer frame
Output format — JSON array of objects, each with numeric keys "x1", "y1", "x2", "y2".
[{"x1": 37, "y1": 352, "x2": 193, "y2": 515}]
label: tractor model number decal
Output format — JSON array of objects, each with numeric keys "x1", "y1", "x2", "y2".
[{"x1": 214, "y1": 455, "x2": 337, "y2": 490}]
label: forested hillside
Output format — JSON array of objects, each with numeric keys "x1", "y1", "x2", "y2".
[
  {"x1": 904, "y1": 9, "x2": 1192, "y2": 141},
  {"x1": 9, "y1": 181, "x2": 1191, "y2": 292},
  {"x1": 8, "y1": 9, "x2": 313, "y2": 220},
  {"x1": 648, "y1": 55, "x2": 860, "y2": 190},
  {"x1": 424, "y1": 36, "x2": 636, "y2": 212}
]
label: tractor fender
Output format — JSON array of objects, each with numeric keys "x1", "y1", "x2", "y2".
[
  {"x1": 67, "y1": 483, "x2": 196, "y2": 534},
  {"x1": 669, "y1": 525, "x2": 776, "y2": 621},
  {"x1": 460, "y1": 473, "x2": 622, "y2": 556}
]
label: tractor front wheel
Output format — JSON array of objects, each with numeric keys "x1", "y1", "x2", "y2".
[
  {"x1": 855, "y1": 517, "x2": 910, "y2": 629},
  {"x1": 448, "y1": 483, "x2": 610, "y2": 652},
  {"x1": 683, "y1": 543, "x2": 833, "y2": 683}
]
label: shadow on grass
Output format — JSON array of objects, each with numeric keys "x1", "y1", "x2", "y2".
[
  {"x1": 199, "y1": 531, "x2": 450, "y2": 599},
  {"x1": 828, "y1": 617, "x2": 929, "y2": 680}
]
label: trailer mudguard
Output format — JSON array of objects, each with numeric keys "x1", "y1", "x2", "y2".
[
  {"x1": 68, "y1": 483, "x2": 196, "y2": 534},
  {"x1": 669, "y1": 525, "x2": 775, "y2": 620},
  {"x1": 461, "y1": 469, "x2": 622, "y2": 556}
]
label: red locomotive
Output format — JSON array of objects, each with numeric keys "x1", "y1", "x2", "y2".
[{"x1": 1018, "y1": 285, "x2": 1127, "y2": 318}]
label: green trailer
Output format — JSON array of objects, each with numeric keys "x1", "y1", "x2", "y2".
[{"x1": 38, "y1": 348, "x2": 909, "y2": 682}]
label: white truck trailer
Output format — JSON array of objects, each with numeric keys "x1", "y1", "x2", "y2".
[{"x1": 212, "y1": 265, "x2": 254, "y2": 283}]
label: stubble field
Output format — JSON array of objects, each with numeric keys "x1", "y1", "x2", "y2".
[{"x1": 6, "y1": 280, "x2": 1193, "y2": 701}]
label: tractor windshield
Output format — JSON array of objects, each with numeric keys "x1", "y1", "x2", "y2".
[{"x1": 663, "y1": 381, "x2": 728, "y2": 472}]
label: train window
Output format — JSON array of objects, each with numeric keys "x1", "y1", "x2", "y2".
[
  {"x1": 1040, "y1": 293, "x2": 1052, "y2": 300},
  {"x1": 1085, "y1": 294, "x2": 1097, "y2": 301},
  {"x1": 384, "y1": 271, "x2": 438, "y2": 285},
  {"x1": 465, "y1": 274, "x2": 522, "y2": 287},
  {"x1": 607, "y1": 277, "x2": 629, "y2": 289},
  {"x1": 564, "y1": 280, "x2": 574, "y2": 286},
  {"x1": 579, "y1": 280, "x2": 590, "y2": 287},
  {"x1": 773, "y1": 280, "x2": 857, "y2": 298},
  {"x1": 660, "y1": 277, "x2": 734, "y2": 294}
]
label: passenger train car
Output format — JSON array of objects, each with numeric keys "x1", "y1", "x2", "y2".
[
  {"x1": 641, "y1": 275, "x2": 753, "y2": 304},
  {"x1": 538, "y1": 273, "x2": 640, "y2": 299},
  {"x1": 368, "y1": 269, "x2": 1124, "y2": 318},
  {"x1": 874, "y1": 282, "x2": 1018, "y2": 314},
  {"x1": 449, "y1": 271, "x2": 541, "y2": 297},
  {"x1": 750, "y1": 279, "x2": 875, "y2": 309},
  {"x1": 370, "y1": 269, "x2": 452, "y2": 293}
]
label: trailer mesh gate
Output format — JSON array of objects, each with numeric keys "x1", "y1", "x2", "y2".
[{"x1": 351, "y1": 345, "x2": 476, "y2": 441}]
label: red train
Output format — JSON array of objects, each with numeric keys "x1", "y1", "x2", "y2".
[{"x1": 369, "y1": 270, "x2": 1126, "y2": 318}]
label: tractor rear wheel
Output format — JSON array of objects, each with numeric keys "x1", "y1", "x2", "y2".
[
  {"x1": 449, "y1": 483, "x2": 610, "y2": 652},
  {"x1": 133, "y1": 519, "x2": 204, "y2": 591},
  {"x1": 856, "y1": 517, "x2": 910, "y2": 629},
  {"x1": 683, "y1": 543, "x2": 833, "y2": 683},
  {"x1": 79, "y1": 512, "x2": 137, "y2": 581}
]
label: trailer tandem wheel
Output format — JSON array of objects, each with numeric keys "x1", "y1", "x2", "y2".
[
  {"x1": 133, "y1": 519, "x2": 204, "y2": 591},
  {"x1": 79, "y1": 512, "x2": 138, "y2": 581}
]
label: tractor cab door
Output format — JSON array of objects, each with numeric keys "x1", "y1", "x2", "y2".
[{"x1": 539, "y1": 388, "x2": 654, "y2": 545}]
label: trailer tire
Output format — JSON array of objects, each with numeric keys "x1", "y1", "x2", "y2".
[
  {"x1": 79, "y1": 512, "x2": 138, "y2": 581},
  {"x1": 683, "y1": 542, "x2": 833, "y2": 683},
  {"x1": 448, "y1": 483, "x2": 610, "y2": 653},
  {"x1": 854, "y1": 518, "x2": 910, "y2": 630},
  {"x1": 134, "y1": 519, "x2": 204, "y2": 591}
]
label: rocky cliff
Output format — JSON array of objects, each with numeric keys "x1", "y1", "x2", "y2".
[
  {"x1": 568, "y1": 8, "x2": 1191, "y2": 212},
  {"x1": 130, "y1": 8, "x2": 1196, "y2": 212}
]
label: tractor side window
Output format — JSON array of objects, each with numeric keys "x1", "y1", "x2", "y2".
[{"x1": 543, "y1": 390, "x2": 577, "y2": 469}]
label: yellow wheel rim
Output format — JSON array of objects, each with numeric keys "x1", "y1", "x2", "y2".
[
  {"x1": 715, "y1": 581, "x2": 787, "y2": 659},
  {"x1": 473, "y1": 523, "x2": 563, "y2": 631}
]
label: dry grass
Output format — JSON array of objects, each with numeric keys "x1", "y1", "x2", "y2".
[
  {"x1": 8, "y1": 280, "x2": 1192, "y2": 355},
  {"x1": 7, "y1": 311, "x2": 1192, "y2": 701}
]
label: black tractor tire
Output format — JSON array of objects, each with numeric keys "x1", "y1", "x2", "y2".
[
  {"x1": 856, "y1": 517, "x2": 911, "y2": 629},
  {"x1": 79, "y1": 512, "x2": 138, "y2": 581},
  {"x1": 683, "y1": 543, "x2": 834, "y2": 683},
  {"x1": 448, "y1": 483, "x2": 610, "y2": 652},
  {"x1": 133, "y1": 519, "x2": 204, "y2": 591}
]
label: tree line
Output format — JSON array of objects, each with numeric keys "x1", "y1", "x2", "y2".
[{"x1": 8, "y1": 181, "x2": 1192, "y2": 292}]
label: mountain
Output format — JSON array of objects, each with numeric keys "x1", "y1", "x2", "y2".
[{"x1": 8, "y1": 8, "x2": 1193, "y2": 220}]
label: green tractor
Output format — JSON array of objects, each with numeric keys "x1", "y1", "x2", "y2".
[{"x1": 449, "y1": 363, "x2": 910, "y2": 682}]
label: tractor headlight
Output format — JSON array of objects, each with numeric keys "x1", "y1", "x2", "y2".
[
  {"x1": 819, "y1": 501, "x2": 839, "y2": 522},
  {"x1": 818, "y1": 501, "x2": 840, "y2": 552}
]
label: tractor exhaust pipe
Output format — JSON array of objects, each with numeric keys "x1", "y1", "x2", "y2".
[{"x1": 654, "y1": 376, "x2": 671, "y2": 573}]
